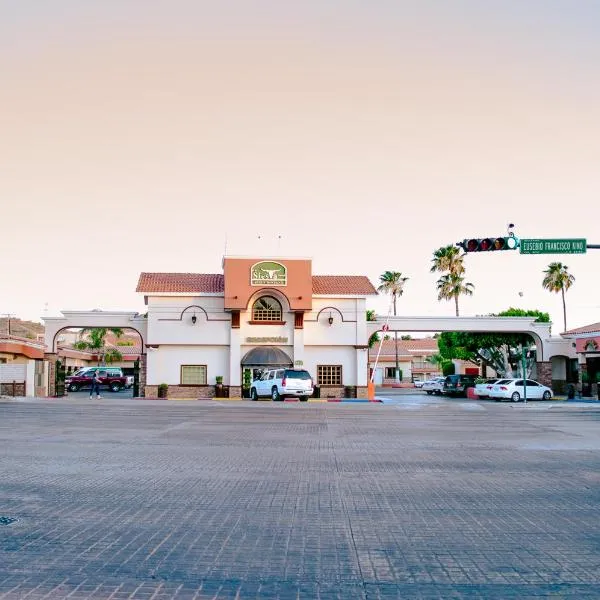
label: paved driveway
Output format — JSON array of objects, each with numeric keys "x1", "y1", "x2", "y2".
[{"x1": 1, "y1": 398, "x2": 600, "y2": 599}]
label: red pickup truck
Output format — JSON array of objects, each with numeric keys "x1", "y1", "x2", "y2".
[{"x1": 66, "y1": 367, "x2": 128, "y2": 393}]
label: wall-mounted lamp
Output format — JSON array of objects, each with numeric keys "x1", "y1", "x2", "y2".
[
  {"x1": 191, "y1": 314, "x2": 197, "y2": 325},
  {"x1": 328, "y1": 313, "x2": 334, "y2": 325}
]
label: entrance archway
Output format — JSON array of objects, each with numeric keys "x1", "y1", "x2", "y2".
[{"x1": 241, "y1": 346, "x2": 293, "y2": 391}]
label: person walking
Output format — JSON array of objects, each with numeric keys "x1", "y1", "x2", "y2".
[{"x1": 90, "y1": 369, "x2": 102, "y2": 399}]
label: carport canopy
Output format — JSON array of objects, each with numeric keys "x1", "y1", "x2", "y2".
[{"x1": 241, "y1": 346, "x2": 292, "y2": 366}]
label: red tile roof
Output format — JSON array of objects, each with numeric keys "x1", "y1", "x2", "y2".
[
  {"x1": 368, "y1": 338, "x2": 439, "y2": 359},
  {"x1": 562, "y1": 322, "x2": 600, "y2": 335},
  {"x1": 312, "y1": 275, "x2": 377, "y2": 295},
  {"x1": 137, "y1": 273, "x2": 224, "y2": 294},
  {"x1": 137, "y1": 273, "x2": 378, "y2": 296}
]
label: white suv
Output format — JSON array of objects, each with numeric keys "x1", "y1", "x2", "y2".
[{"x1": 251, "y1": 368, "x2": 314, "y2": 401}]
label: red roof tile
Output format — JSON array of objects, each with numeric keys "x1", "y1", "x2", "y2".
[
  {"x1": 562, "y1": 322, "x2": 600, "y2": 335},
  {"x1": 368, "y1": 338, "x2": 439, "y2": 359},
  {"x1": 312, "y1": 275, "x2": 378, "y2": 295},
  {"x1": 137, "y1": 273, "x2": 224, "y2": 294},
  {"x1": 137, "y1": 273, "x2": 377, "y2": 295}
]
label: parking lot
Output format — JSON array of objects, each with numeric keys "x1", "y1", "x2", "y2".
[{"x1": 1, "y1": 397, "x2": 600, "y2": 599}]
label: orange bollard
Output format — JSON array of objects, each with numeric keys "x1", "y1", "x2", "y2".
[{"x1": 367, "y1": 381, "x2": 375, "y2": 400}]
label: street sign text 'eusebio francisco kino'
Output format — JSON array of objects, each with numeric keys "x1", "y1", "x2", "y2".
[{"x1": 520, "y1": 238, "x2": 587, "y2": 255}]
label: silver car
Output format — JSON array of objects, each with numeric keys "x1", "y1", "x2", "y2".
[{"x1": 422, "y1": 377, "x2": 445, "y2": 395}]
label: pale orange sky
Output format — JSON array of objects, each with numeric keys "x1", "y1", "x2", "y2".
[{"x1": 1, "y1": 1, "x2": 599, "y2": 331}]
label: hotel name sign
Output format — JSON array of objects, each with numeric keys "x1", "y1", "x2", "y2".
[
  {"x1": 251, "y1": 261, "x2": 287, "y2": 286},
  {"x1": 246, "y1": 337, "x2": 288, "y2": 344}
]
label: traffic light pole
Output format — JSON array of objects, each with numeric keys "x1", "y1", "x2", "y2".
[{"x1": 522, "y1": 348, "x2": 527, "y2": 405}]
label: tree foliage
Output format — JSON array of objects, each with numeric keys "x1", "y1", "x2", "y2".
[
  {"x1": 73, "y1": 328, "x2": 124, "y2": 366},
  {"x1": 377, "y1": 271, "x2": 409, "y2": 378},
  {"x1": 542, "y1": 262, "x2": 575, "y2": 332},
  {"x1": 436, "y1": 308, "x2": 550, "y2": 377}
]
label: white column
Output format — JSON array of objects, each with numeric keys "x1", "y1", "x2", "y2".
[
  {"x1": 356, "y1": 348, "x2": 368, "y2": 386},
  {"x1": 26, "y1": 360, "x2": 35, "y2": 397},
  {"x1": 229, "y1": 328, "x2": 241, "y2": 385},
  {"x1": 293, "y1": 327, "x2": 305, "y2": 368}
]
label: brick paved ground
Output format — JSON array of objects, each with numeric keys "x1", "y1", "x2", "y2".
[{"x1": 1, "y1": 398, "x2": 600, "y2": 599}]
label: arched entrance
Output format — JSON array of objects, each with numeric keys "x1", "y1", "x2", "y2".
[
  {"x1": 42, "y1": 311, "x2": 148, "y2": 397},
  {"x1": 240, "y1": 346, "x2": 293, "y2": 394}
]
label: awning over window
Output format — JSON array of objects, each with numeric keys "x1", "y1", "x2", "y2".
[{"x1": 241, "y1": 346, "x2": 292, "y2": 366}]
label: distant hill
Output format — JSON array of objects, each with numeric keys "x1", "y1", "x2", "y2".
[{"x1": 0, "y1": 317, "x2": 45, "y2": 340}]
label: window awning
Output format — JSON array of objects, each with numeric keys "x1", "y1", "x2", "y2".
[{"x1": 241, "y1": 346, "x2": 292, "y2": 366}]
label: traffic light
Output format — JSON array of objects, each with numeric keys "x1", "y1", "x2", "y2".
[{"x1": 459, "y1": 235, "x2": 519, "y2": 252}]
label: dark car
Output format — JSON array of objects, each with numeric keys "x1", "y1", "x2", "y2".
[
  {"x1": 65, "y1": 367, "x2": 128, "y2": 393},
  {"x1": 442, "y1": 374, "x2": 478, "y2": 397}
]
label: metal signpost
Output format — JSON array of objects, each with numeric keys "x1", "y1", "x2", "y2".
[{"x1": 519, "y1": 238, "x2": 587, "y2": 255}]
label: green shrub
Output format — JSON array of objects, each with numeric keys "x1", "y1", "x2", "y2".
[{"x1": 442, "y1": 361, "x2": 455, "y2": 376}]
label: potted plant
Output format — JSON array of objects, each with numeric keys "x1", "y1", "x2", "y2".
[
  {"x1": 157, "y1": 383, "x2": 168, "y2": 398},
  {"x1": 215, "y1": 376, "x2": 224, "y2": 398},
  {"x1": 581, "y1": 372, "x2": 591, "y2": 397}
]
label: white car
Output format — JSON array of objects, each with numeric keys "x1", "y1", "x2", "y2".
[
  {"x1": 489, "y1": 378, "x2": 553, "y2": 402},
  {"x1": 251, "y1": 368, "x2": 314, "y2": 401},
  {"x1": 413, "y1": 379, "x2": 425, "y2": 388},
  {"x1": 422, "y1": 377, "x2": 445, "y2": 395},
  {"x1": 474, "y1": 378, "x2": 500, "y2": 399}
]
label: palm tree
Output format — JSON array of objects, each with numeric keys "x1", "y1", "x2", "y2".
[
  {"x1": 436, "y1": 273, "x2": 474, "y2": 316},
  {"x1": 378, "y1": 271, "x2": 409, "y2": 381},
  {"x1": 430, "y1": 245, "x2": 465, "y2": 275},
  {"x1": 542, "y1": 262, "x2": 575, "y2": 332},
  {"x1": 74, "y1": 328, "x2": 124, "y2": 366}
]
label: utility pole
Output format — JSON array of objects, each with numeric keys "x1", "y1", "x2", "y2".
[{"x1": 2, "y1": 314, "x2": 15, "y2": 337}]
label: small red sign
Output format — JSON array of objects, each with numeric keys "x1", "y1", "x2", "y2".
[{"x1": 382, "y1": 324, "x2": 389, "y2": 331}]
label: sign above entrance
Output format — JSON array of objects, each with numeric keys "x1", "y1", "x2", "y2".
[
  {"x1": 519, "y1": 238, "x2": 587, "y2": 255},
  {"x1": 251, "y1": 261, "x2": 287, "y2": 286}
]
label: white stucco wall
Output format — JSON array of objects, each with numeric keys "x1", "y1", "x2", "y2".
[
  {"x1": 147, "y1": 296, "x2": 230, "y2": 345},
  {"x1": 304, "y1": 346, "x2": 357, "y2": 385},
  {"x1": 304, "y1": 298, "x2": 368, "y2": 346},
  {"x1": 147, "y1": 346, "x2": 230, "y2": 385},
  {"x1": 551, "y1": 356, "x2": 567, "y2": 379}
]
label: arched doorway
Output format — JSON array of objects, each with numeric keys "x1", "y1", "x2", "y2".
[{"x1": 240, "y1": 346, "x2": 293, "y2": 394}]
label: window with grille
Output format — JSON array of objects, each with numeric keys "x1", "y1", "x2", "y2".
[
  {"x1": 180, "y1": 365, "x2": 207, "y2": 385},
  {"x1": 385, "y1": 367, "x2": 397, "y2": 378},
  {"x1": 252, "y1": 296, "x2": 282, "y2": 321},
  {"x1": 317, "y1": 365, "x2": 342, "y2": 386}
]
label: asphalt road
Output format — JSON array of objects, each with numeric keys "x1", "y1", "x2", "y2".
[{"x1": 1, "y1": 397, "x2": 599, "y2": 599}]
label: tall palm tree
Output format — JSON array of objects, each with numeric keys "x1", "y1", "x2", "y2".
[
  {"x1": 378, "y1": 271, "x2": 409, "y2": 381},
  {"x1": 542, "y1": 262, "x2": 575, "y2": 332},
  {"x1": 74, "y1": 327, "x2": 124, "y2": 366},
  {"x1": 436, "y1": 273, "x2": 474, "y2": 316},
  {"x1": 430, "y1": 245, "x2": 465, "y2": 275}
]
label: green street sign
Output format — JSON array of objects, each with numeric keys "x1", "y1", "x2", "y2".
[{"x1": 520, "y1": 238, "x2": 587, "y2": 255}]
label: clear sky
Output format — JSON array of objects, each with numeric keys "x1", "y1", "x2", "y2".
[{"x1": 1, "y1": 1, "x2": 599, "y2": 333}]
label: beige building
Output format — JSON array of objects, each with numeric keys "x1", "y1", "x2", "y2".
[{"x1": 137, "y1": 256, "x2": 378, "y2": 398}]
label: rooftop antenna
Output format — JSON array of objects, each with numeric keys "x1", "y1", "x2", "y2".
[{"x1": 221, "y1": 233, "x2": 228, "y2": 268}]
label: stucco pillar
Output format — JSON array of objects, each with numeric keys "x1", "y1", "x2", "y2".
[
  {"x1": 356, "y1": 347, "x2": 368, "y2": 386},
  {"x1": 139, "y1": 354, "x2": 147, "y2": 397},
  {"x1": 293, "y1": 327, "x2": 305, "y2": 368},
  {"x1": 536, "y1": 361, "x2": 552, "y2": 388},
  {"x1": 356, "y1": 347, "x2": 369, "y2": 399},
  {"x1": 229, "y1": 328, "x2": 241, "y2": 386},
  {"x1": 44, "y1": 353, "x2": 58, "y2": 397}
]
